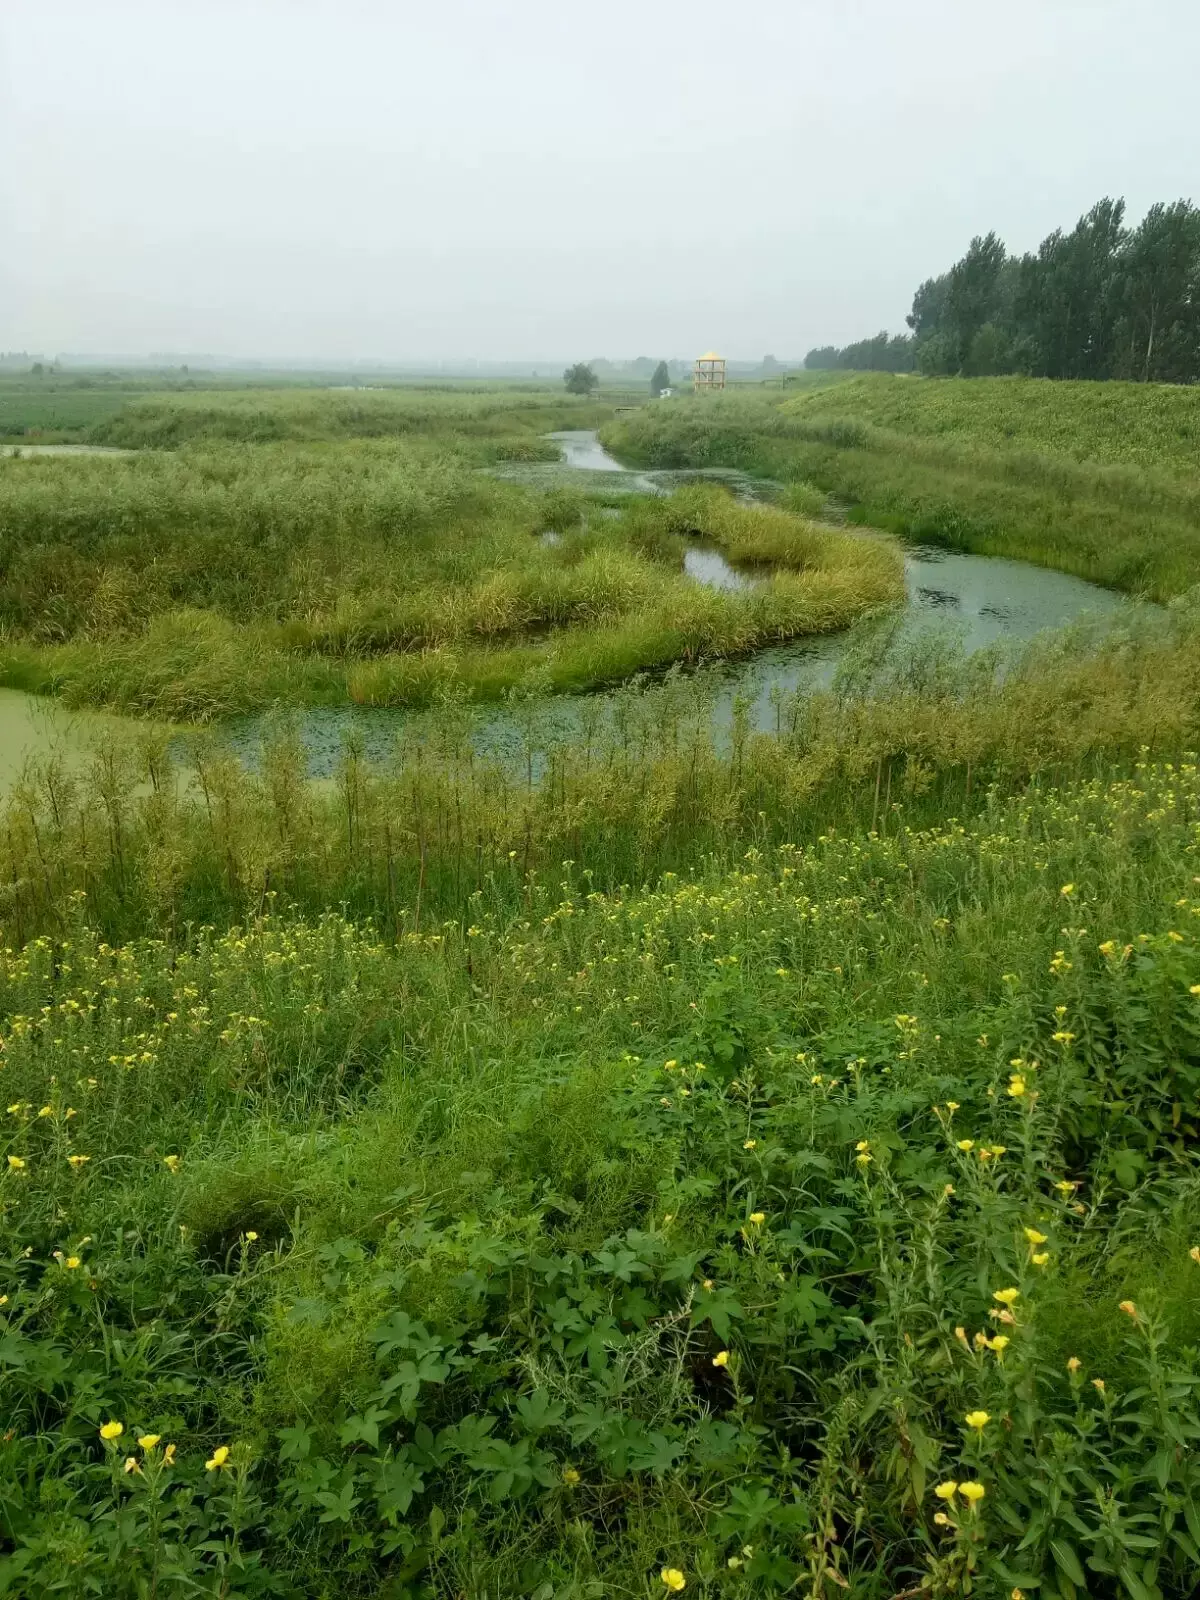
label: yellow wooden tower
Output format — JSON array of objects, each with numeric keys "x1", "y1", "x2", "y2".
[{"x1": 693, "y1": 351, "x2": 726, "y2": 392}]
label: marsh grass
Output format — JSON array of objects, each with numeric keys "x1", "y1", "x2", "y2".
[
  {"x1": 0, "y1": 443, "x2": 901, "y2": 717},
  {"x1": 2, "y1": 606, "x2": 1197, "y2": 945}
]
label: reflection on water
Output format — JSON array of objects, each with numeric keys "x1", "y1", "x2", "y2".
[
  {"x1": 0, "y1": 444, "x2": 133, "y2": 457},
  {"x1": 500, "y1": 430, "x2": 778, "y2": 503},
  {"x1": 684, "y1": 545, "x2": 753, "y2": 592},
  {"x1": 546, "y1": 430, "x2": 630, "y2": 472},
  {"x1": 0, "y1": 688, "x2": 171, "y2": 790}
]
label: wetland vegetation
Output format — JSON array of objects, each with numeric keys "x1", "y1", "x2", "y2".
[
  {"x1": 3, "y1": 376, "x2": 1200, "y2": 1599},
  {"x1": 0, "y1": 390, "x2": 899, "y2": 721}
]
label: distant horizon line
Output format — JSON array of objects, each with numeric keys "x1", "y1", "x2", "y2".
[{"x1": 0, "y1": 352, "x2": 810, "y2": 372}]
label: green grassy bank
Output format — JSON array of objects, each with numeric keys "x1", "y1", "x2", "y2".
[{"x1": 600, "y1": 377, "x2": 1200, "y2": 601}]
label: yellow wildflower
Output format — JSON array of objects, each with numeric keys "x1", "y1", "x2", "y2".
[
  {"x1": 956, "y1": 1139, "x2": 974, "y2": 1153},
  {"x1": 748, "y1": 1212, "x2": 765, "y2": 1225},
  {"x1": 99, "y1": 1420, "x2": 124, "y2": 1441},
  {"x1": 946, "y1": 1101, "x2": 960, "y2": 1113},
  {"x1": 993, "y1": 1288, "x2": 1020, "y2": 1306},
  {"x1": 959, "y1": 1481, "x2": 986, "y2": 1506},
  {"x1": 244, "y1": 1231, "x2": 258, "y2": 1243},
  {"x1": 965, "y1": 1411, "x2": 990, "y2": 1432},
  {"x1": 1024, "y1": 1227, "x2": 1047, "y2": 1246},
  {"x1": 1055, "y1": 1180, "x2": 1077, "y2": 1195},
  {"x1": 163, "y1": 1155, "x2": 181, "y2": 1174},
  {"x1": 989, "y1": 1336, "x2": 1010, "y2": 1356},
  {"x1": 1118, "y1": 1299, "x2": 1138, "y2": 1320},
  {"x1": 6, "y1": 1155, "x2": 26, "y2": 1172},
  {"x1": 1032, "y1": 1252, "x2": 1050, "y2": 1267},
  {"x1": 138, "y1": 1434, "x2": 161, "y2": 1451},
  {"x1": 934, "y1": 1481, "x2": 958, "y2": 1501},
  {"x1": 123, "y1": 1456, "x2": 142, "y2": 1475},
  {"x1": 67, "y1": 1154, "x2": 90, "y2": 1169},
  {"x1": 1008, "y1": 1075, "x2": 1027, "y2": 1098},
  {"x1": 1092, "y1": 1378, "x2": 1106, "y2": 1394},
  {"x1": 205, "y1": 1445, "x2": 230, "y2": 1470},
  {"x1": 1060, "y1": 884, "x2": 1075, "y2": 897},
  {"x1": 163, "y1": 1443, "x2": 176, "y2": 1466},
  {"x1": 933, "y1": 1511, "x2": 952, "y2": 1527},
  {"x1": 562, "y1": 1466, "x2": 581, "y2": 1485},
  {"x1": 1067, "y1": 1356, "x2": 1081, "y2": 1373},
  {"x1": 1190, "y1": 1246, "x2": 1200, "y2": 1264},
  {"x1": 712, "y1": 1350, "x2": 730, "y2": 1368},
  {"x1": 661, "y1": 1569, "x2": 686, "y2": 1593},
  {"x1": 64, "y1": 1256, "x2": 81, "y2": 1270},
  {"x1": 743, "y1": 1140, "x2": 757, "y2": 1150}
]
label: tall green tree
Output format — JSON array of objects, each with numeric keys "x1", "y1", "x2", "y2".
[
  {"x1": 563, "y1": 363, "x2": 598, "y2": 396},
  {"x1": 942, "y1": 233, "x2": 1009, "y2": 371},
  {"x1": 1114, "y1": 201, "x2": 1200, "y2": 382},
  {"x1": 1017, "y1": 198, "x2": 1127, "y2": 379},
  {"x1": 650, "y1": 360, "x2": 671, "y2": 396}
]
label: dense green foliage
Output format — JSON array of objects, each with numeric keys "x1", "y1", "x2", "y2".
[
  {"x1": 803, "y1": 334, "x2": 916, "y2": 375},
  {"x1": 807, "y1": 195, "x2": 1200, "y2": 383},
  {"x1": 564, "y1": 365, "x2": 599, "y2": 397},
  {"x1": 602, "y1": 377, "x2": 1200, "y2": 600},
  {"x1": 5, "y1": 717, "x2": 1200, "y2": 1596}
]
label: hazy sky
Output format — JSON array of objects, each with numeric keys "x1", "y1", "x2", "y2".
[{"x1": 3, "y1": 0, "x2": 1197, "y2": 363}]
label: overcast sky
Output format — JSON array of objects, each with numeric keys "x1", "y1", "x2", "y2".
[{"x1": 2, "y1": 0, "x2": 1197, "y2": 364}]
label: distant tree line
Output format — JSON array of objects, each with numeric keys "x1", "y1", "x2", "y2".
[
  {"x1": 806, "y1": 197, "x2": 1200, "y2": 383},
  {"x1": 805, "y1": 333, "x2": 916, "y2": 373}
]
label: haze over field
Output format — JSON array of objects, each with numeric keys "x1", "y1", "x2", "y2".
[{"x1": 3, "y1": 0, "x2": 1199, "y2": 363}]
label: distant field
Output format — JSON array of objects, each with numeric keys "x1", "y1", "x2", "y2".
[
  {"x1": 86, "y1": 384, "x2": 644, "y2": 448},
  {"x1": 0, "y1": 387, "x2": 140, "y2": 438}
]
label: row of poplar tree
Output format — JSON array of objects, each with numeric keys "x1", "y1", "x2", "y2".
[{"x1": 805, "y1": 197, "x2": 1200, "y2": 384}]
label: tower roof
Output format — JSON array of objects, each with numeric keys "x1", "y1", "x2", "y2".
[{"x1": 697, "y1": 351, "x2": 723, "y2": 361}]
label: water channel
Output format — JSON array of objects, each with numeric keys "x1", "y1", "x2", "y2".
[{"x1": 0, "y1": 431, "x2": 1147, "y2": 783}]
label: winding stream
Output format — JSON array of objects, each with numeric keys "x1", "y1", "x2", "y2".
[{"x1": 0, "y1": 431, "x2": 1147, "y2": 784}]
